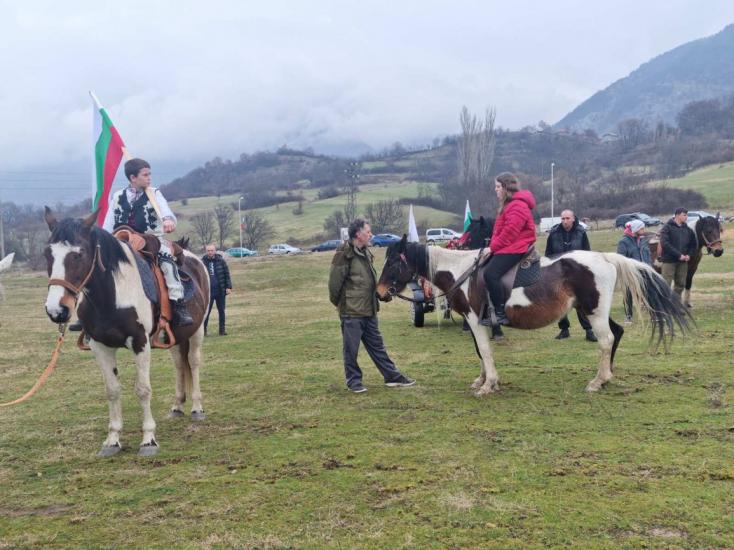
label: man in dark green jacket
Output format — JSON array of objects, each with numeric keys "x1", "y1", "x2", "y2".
[{"x1": 329, "y1": 218, "x2": 415, "y2": 393}]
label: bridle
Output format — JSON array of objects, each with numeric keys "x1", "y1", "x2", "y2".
[
  {"x1": 47, "y1": 244, "x2": 105, "y2": 300},
  {"x1": 385, "y1": 248, "x2": 486, "y2": 303}
]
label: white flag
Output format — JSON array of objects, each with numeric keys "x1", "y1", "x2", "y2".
[{"x1": 408, "y1": 204, "x2": 419, "y2": 243}]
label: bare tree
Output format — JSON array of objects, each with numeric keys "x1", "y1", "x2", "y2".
[
  {"x1": 343, "y1": 161, "x2": 360, "y2": 222},
  {"x1": 364, "y1": 200, "x2": 403, "y2": 233},
  {"x1": 242, "y1": 211, "x2": 275, "y2": 250},
  {"x1": 191, "y1": 211, "x2": 216, "y2": 249},
  {"x1": 442, "y1": 105, "x2": 497, "y2": 213},
  {"x1": 213, "y1": 204, "x2": 234, "y2": 250},
  {"x1": 323, "y1": 209, "x2": 347, "y2": 239}
]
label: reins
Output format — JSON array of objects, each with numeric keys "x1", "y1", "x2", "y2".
[
  {"x1": 389, "y1": 246, "x2": 486, "y2": 303},
  {"x1": 0, "y1": 323, "x2": 67, "y2": 407}
]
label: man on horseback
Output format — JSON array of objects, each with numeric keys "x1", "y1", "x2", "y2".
[
  {"x1": 102, "y1": 158, "x2": 194, "y2": 326},
  {"x1": 480, "y1": 172, "x2": 537, "y2": 327}
]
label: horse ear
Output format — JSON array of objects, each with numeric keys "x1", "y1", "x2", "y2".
[
  {"x1": 44, "y1": 206, "x2": 58, "y2": 231},
  {"x1": 83, "y1": 210, "x2": 99, "y2": 228}
]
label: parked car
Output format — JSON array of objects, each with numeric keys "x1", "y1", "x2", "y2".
[
  {"x1": 426, "y1": 227, "x2": 462, "y2": 244},
  {"x1": 370, "y1": 233, "x2": 401, "y2": 247},
  {"x1": 614, "y1": 212, "x2": 661, "y2": 228},
  {"x1": 225, "y1": 247, "x2": 258, "y2": 257},
  {"x1": 311, "y1": 239, "x2": 342, "y2": 252},
  {"x1": 268, "y1": 243, "x2": 302, "y2": 255},
  {"x1": 687, "y1": 210, "x2": 717, "y2": 223}
]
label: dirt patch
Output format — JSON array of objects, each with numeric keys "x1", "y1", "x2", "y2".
[{"x1": 0, "y1": 504, "x2": 73, "y2": 517}]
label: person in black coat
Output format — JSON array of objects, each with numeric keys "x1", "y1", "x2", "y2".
[
  {"x1": 617, "y1": 219, "x2": 652, "y2": 323},
  {"x1": 544, "y1": 209, "x2": 597, "y2": 342},
  {"x1": 201, "y1": 244, "x2": 233, "y2": 336},
  {"x1": 659, "y1": 207, "x2": 697, "y2": 298}
]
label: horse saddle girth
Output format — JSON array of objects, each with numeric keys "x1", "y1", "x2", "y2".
[{"x1": 500, "y1": 246, "x2": 542, "y2": 296}]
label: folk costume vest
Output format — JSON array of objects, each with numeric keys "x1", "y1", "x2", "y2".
[{"x1": 112, "y1": 188, "x2": 160, "y2": 235}]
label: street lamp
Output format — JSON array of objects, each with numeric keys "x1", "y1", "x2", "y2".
[
  {"x1": 238, "y1": 196, "x2": 244, "y2": 257},
  {"x1": 550, "y1": 162, "x2": 555, "y2": 221}
]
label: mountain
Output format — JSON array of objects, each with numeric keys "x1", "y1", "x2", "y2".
[{"x1": 556, "y1": 23, "x2": 734, "y2": 134}]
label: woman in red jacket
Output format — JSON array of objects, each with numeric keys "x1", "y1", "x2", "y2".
[{"x1": 480, "y1": 172, "x2": 537, "y2": 326}]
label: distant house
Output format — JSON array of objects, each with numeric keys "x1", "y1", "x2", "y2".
[{"x1": 601, "y1": 132, "x2": 619, "y2": 142}]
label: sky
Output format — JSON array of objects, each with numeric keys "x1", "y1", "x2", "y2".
[{"x1": 1, "y1": 0, "x2": 733, "y2": 205}]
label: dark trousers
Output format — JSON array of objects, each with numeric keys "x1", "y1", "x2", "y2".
[
  {"x1": 204, "y1": 291, "x2": 226, "y2": 331},
  {"x1": 624, "y1": 288, "x2": 633, "y2": 319},
  {"x1": 558, "y1": 310, "x2": 592, "y2": 331},
  {"x1": 483, "y1": 253, "x2": 525, "y2": 308},
  {"x1": 340, "y1": 316, "x2": 402, "y2": 389}
]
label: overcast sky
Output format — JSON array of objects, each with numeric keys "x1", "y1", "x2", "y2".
[{"x1": 1, "y1": 0, "x2": 733, "y2": 204}]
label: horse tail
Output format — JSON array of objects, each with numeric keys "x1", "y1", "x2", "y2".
[{"x1": 601, "y1": 253, "x2": 692, "y2": 348}]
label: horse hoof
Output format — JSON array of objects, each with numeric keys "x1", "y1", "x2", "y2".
[
  {"x1": 191, "y1": 410, "x2": 206, "y2": 421},
  {"x1": 470, "y1": 378, "x2": 485, "y2": 390},
  {"x1": 169, "y1": 409, "x2": 185, "y2": 419},
  {"x1": 585, "y1": 382, "x2": 603, "y2": 392},
  {"x1": 98, "y1": 444, "x2": 122, "y2": 457},
  {"x1": 138, "y1": 442, "x2": 159, "y2": 457}
]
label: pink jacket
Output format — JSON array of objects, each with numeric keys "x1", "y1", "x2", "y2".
[{"x1": 490, "y1": 190, "x2": 537, "y2": 254}]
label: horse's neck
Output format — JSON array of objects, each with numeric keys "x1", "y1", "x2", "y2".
[{"x1": 427, "y1": 247, "x2": 477, "y2": 285}]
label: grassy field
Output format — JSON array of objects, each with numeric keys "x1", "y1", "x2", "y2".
[
  {"x1": 167, "y1": 181, "x2": 459, "y2": 250},
  {"x1": 1, "y1": 227, "x2": 733, "y2": 548},
  {"x1": 651, "y1": 161, "x2": 734, "y2": 210}
]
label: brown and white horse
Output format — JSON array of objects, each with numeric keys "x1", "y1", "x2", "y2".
[
  {"x1": 43, "y1": 209, "x2": 209, "y2": 457},
  {"x1": 376, "y1": 237, "x2": 690, "y2": 396}
]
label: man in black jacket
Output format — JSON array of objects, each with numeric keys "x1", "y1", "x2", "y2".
[
  {"x1": 202, "y1": 244, "x2": 233, "y2": 336},
  {"x1": 659, "y1": 207, "x2": 697, "y2": 298},
  {"x1": 545, "y1": 210, "x2": 597, "y2": 342}
]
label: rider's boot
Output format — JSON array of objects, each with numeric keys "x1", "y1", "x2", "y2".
[{"x1": 173, "y1": 299, "x2": 194, "y2": 327}]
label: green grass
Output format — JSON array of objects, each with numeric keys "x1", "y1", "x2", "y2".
[
  {"x1": 1, "y1": 227, "x2": 733, "y2": 547},
  {"x1": 651, "y1": 161, "x2": 734, "y2": 209},
  {"x1": 168, "y1": 181, "x2": 459, "y2": 250}
]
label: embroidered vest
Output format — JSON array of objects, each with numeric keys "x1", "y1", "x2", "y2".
[{"x1": 112, "y1": 189, "x2": 160, "y2": 235}]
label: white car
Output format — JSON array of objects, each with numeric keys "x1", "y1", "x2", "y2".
[
  {"x1": 426, "y1": 227, "x2": 462, "y2": 244},
  {"x1": 268, "y1": 243, "x2": 302, "y2": 255}
]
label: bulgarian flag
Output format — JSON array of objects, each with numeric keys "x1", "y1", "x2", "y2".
[
  {"x1": 463, "y1": 199, "x2": 472, "y2": 232},
  {"x1": 90, "y1": 92, "x2": 126, "y2": 225}
]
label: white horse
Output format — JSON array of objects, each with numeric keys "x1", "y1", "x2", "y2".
[
  {"x1": 376, "y1": 238, "x2": 691, "y2": 396},
  {"x1": 0, "y1": 252, "x2": 14, "y2": 301}
]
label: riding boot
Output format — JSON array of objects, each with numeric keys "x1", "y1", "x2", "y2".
[
  {"x1": 173, "y1": 299, "x2": 194, "y2": 327},
  {"x1": 68, "y1": 320, "x2": 83, "y2": 332},
  {"x1": 479, "y1": 291, "x2": 494, "y2": 326},
  {"x1": 494, "y1": 303, "x2": 509, "y2": 326}
]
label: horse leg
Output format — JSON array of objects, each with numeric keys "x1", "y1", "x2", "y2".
[
  {"x1": 187, "y1": 327, "x2": 206, "y2": 420},
  {"x1": 465, "y1": 312, "x2": 500, "y2": 395},
  {"x1": 89, "y1": 341, "x2": 123, "y2": 457},
  {"x1": 585, "y1": 311, "x2": 615, "y2": 392},
  {"x1": 168, "y1": 344, "x2": 187, "y2": 418},
  {"x1": 132, "y1": 341, "x2": 159, "y2": 456}
]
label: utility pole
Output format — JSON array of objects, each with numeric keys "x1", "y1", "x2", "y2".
[
  {"x1": 344, "y1": 161, "x2": 359, "y2": 222},
  {"x1": 550, "y1": 162, "x2": 555, "y2": 221},
  {"x1": 0, "y1": 204, "x2": 4, "y2": 259}
]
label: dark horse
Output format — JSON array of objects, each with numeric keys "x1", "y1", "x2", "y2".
[
  {"x1": 43, "y1": 208, "x2": 209, "y2": 456},
  {"x1": 377, "y1": 237, "x2": 690, "y2": 396},
  {"x1": 650, "y1": 215, "x2": 724, "y2": 307}
]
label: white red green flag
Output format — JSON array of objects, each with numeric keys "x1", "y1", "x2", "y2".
[
  {"x1": 463, "y1": 200, "x2": 472, "y2": 232},
  {"x1": 90, "y1": 92, "x2": 126, "y2": 225}
]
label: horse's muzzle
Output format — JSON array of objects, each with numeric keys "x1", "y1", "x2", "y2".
[
  {"x1": 713, "y1": 249, "x2": 724, "y2": 257},
  {"x1": 46, "y1": 305, "x2": 70, "y2": 324}
]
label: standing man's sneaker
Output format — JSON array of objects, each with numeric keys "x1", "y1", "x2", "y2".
[
  {"x1": 585, "y1": 329, "x2": 598, "y2": 342},
  {"x1": 349, "y1": 383, "x2": 368, "y2": 393},
  {"x1": 555, "y1": 329, "x2": 570, "y2": 340},
  {"x1": 385, "y1": 375, "x2": 416, "y2": 387},
  {"x1": 219, "y1": 328, "x2": 227, "y2": 336}
]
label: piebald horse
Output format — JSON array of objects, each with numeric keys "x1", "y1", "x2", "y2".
[
  {"x1": 43, "y1": 209, "x2": 209, "y2": 456},
  {"x1": 377, "y1": 237, "x2": 690, "y2": 396}
]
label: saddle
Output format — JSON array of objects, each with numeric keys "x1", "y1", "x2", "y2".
[{"x1": 478, "y1": 246, "x2": 542, "y2": 301}]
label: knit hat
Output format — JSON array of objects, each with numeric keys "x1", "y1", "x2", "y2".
[{"x1": 629, "y1": 219, "x2": 645, "y2": 233}]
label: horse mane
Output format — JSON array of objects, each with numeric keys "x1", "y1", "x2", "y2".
[
  {"x1": 90, "y1": 226, "x2": 130, "y2": 274},
  {"x1": 405, "y1": 242, "x2": 429, "y2": 277}
]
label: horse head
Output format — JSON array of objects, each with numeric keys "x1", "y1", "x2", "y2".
[
  {"x1": 376, "y1": 235, "x2": 419, "y2": 301},
  {"x1": 697, "y1": 216, "x2": 724, "y2": 257},
  {"x1": 43, "y1": 207, "x2": 98, "y2": 323},
  {"x1": 466, "y1": 216, "x2": 494, "y2": 250}
]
